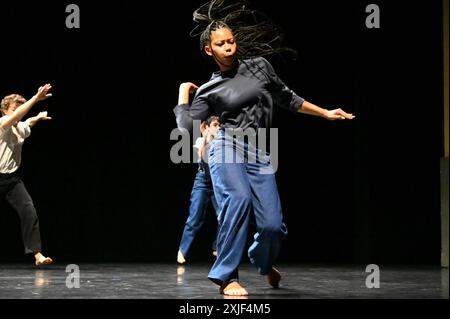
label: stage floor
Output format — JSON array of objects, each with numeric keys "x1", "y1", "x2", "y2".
[{"x1": 0, "y1": 263, "x2": 447, "y2": 299}]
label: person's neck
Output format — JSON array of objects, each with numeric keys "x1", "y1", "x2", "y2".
[{"x1": 219, "y1": 60, "x2": 239, "y2": 74}]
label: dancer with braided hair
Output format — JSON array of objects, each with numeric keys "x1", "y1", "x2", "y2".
[{"x1": 174, "y1": 0, "x2": 354, "y2": 296}]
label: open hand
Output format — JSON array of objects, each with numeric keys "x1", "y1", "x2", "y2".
[
  {"x1": 325, "y1": 108, "x2": 355, "y2": 121},
  {"x1": 36, "y1": 111, "x2": 52, "y2": 121},
  {"x1": 35, "y1": 84, "x2": 53, "y2": 101}
]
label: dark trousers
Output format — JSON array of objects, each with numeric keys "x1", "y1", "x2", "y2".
[{"x1": 0, "y1": 172, "x2": 42, "y2": 254}]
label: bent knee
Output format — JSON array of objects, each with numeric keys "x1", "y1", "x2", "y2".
[
  {"x1": 229, "y1": 193, "x2": 252, "y2": 207},
  {"x1": 259, "y1": 222, "x2": 285, "y2": 236}
]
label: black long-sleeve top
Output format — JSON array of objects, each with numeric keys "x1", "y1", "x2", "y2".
[{"x1": 173, "y1": 57, "x2": 305, "y2": 133}]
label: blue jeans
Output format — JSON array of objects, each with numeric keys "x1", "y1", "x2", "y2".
[
  {"x1": 207, "y1": 130, "x2": 287, "y2": 284},
  {"x1": 179, "y1": 165, "x2": 218, "y2": 258}
]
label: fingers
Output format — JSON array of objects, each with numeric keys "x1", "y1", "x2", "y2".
[
  {"x1": 36, "y1": 84, "x2": 53, "y2": 100},
  {"x1": 181, "y1": 82, "x2": 198, "y2": 88},
  {"x1": 39, "y1": 84, "x2": 51, "y2": 92},
  {"x1": 37, "y1": 111, "x2": 51, "y2": 120},
  {"x1": 334, "y1": 108, "x2": 355, "y2": 120},
  {"x1": 43, "y1": 84, "x2": 52, "y2": 93},
  {"x1": 189, "y1": 84, "x2": 199, "y2": 93},
  {"x1": 186, "y1": 82, "x2": 198, "y2": 88}
]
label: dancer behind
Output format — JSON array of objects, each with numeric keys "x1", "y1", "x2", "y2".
[
  {"x1": 174, "y1": 0, "x2": 354, "y2": 296},
  {"x1": 177, "y1": 116, "x2": 221, "y2": 264},
  {"x1": 0, "y1": 84, "x2": 54, "y2": 266}
]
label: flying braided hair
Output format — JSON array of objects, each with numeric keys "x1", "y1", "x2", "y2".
[{"x1": 190, "y1": 0, "x2": 296, "y2": 60}]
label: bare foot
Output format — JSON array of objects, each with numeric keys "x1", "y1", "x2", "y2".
[
  {"x1": 266, "y1": 267, "x2": 281, "y2": 288},
  {"x1": 223, "y1": 294, "x2": 248, "y2": 300},
  {"x1": 177, "y1": 250, "x2": 186, "y2": 264},
  {"x1": 34, "y1": 252, "x2": 53, "y2": 267},
  {"x1": 220, "y1": 281, "x2": 249, "y2": 296}
]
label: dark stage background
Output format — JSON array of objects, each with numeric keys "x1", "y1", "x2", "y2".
[{"x1": 0, "y1": 1, "x2": 443, "y2": 265}]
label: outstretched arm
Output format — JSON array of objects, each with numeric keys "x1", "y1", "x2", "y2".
[
  {"x1": 298, "y1": 100, "x2": 355, "y2": 120},
  {"x1": 261, "y1": 58, "x2": 355, "y2": 121},
  {"x1": 0, "y1": 84, "x2": 52, "y2": 130},
  {"x1": 25, "y1": 111, "x2": 52, "y2": 128}
]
